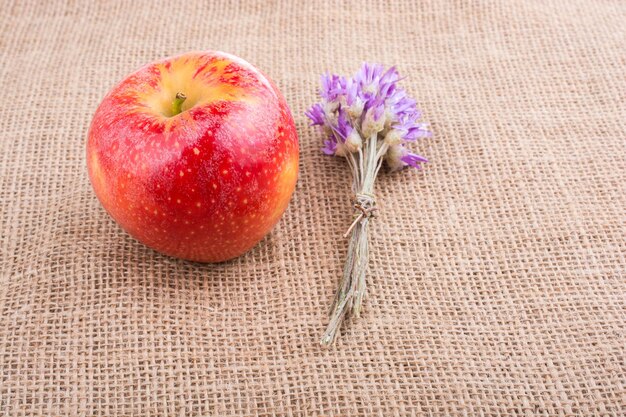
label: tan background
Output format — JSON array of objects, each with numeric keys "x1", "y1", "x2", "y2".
[{"x1": 1, "y1": 1, "x2": 625, "y2": 415}]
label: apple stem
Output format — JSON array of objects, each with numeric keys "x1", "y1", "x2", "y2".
[{"x1": 171, "y1": 92, "x2": 187, "y2": 116}]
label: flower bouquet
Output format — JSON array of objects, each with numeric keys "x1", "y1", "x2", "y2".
[{"x1": 306, "y1": 63, "x2": 431, "y2": 345}]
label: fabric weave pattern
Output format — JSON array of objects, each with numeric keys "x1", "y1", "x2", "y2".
[{"x1": 1, "y1": 1, "x2": 625, "y2": 415}]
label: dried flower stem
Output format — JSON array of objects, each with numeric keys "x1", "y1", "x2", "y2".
[{"x1": 321, "y1": 134, "x2": 387, "y2": 345}]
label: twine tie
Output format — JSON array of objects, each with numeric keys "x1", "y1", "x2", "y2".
[{"x1": 343, "y1": 193, "x2": 377, "y2": 238}]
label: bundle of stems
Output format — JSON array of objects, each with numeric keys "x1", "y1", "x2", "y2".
[{"x1": 321, "y1": 134, "x2": 388, "y2": 345}]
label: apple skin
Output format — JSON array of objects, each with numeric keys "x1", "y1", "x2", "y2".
[{"x1": 87, "y1": 51, "x2": 298, "y2": 262}]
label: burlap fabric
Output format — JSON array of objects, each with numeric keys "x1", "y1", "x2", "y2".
[{"x1": 1, "y1": 1, "x2": 625, "y2": 415}]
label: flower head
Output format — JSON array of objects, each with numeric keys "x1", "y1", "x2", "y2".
[
  {"x1": 343, "y1": 77, "x2": 364, "y2": 118},
  {"x1": 386, "y1": 144, "x2": 429, "y2": 171},
  {"x1": 361, "y1": 98, "x2": 386, "y2": 137},
  {"x1": 319, "y1": 73, "x2": 344, "y2": 102},
  {"x1": 332, "y1": 107, "x2": 352, "y2": 142},
  {"x1": 321, "y1": 137, "x2": 338, "y2": 155},
  {"x1": 304, "y1": 103, "x2": 325, "y2": 126}
]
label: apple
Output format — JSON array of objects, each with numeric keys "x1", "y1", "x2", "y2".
[{"x1": 87, "y1": 51, "x2": 299, "y2": 262}]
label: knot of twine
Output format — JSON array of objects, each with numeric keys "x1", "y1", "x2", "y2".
[{"x1": 343, "y1": 193, "x2": 377, "y2": 238}]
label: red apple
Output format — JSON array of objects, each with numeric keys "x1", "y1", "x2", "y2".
[{"x1": 87, "y1": 51, "x2": 299, "y2": 262}]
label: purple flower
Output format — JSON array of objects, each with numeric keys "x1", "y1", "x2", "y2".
[
  {"x1": 354, "y1": 64, "x2": 400, "y2": 102},
  {"x1": 332, "y1": 107, "x2": 353, "y2": 142},
  {"x1": 362, "y1": 98, "x2": 386, "y2": 136},
  {"x1": 386, "y1": 144, "x2": 428, "y2": 171},
  {"x1": 354, "y1": 63, "x2": 383, "y2": 84},
  {"x1": 388, "y1": 93, "x2": 416, "y2": 117},
  {"x1": 313, "y1": 108, "x2": 354, "y2": 156},
  {"x1": 393, "y1": 118, "x2": 431, "y2": 141},
  {"x1": 380, "y1": 66, "x2": 400, "y2": 84},
  {"x1": 401, "y1": 152, "x2": 429, "y2": 168},
  {"x1": 343, "y1": 77, "x2": 358, "y2": 106},
  {"x1": 405, "y1": 123, "x2": 432, "y2": 140},
  {"x1": 322, "y1": 137, "x2": 338, "y2": 155},
  {"x1": 341, "y1": 77, "x2": 365, "y2": 117},
  {"x1": 363, "y1": 97, "x2": 385, "y2": 121},
  {"x1": 354, "y1": 63, "x2": 384, "y2": 97},
  {"x1": 320, "y1": 73, "x2": 344, "y2": 102},
  {"x1": 305, "y1": 103, "x2": 325, "y2": 126}
]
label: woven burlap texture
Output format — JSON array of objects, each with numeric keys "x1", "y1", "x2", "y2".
[{"x1": 1, "y1": 1, "x2": 625, "y2": 416}]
